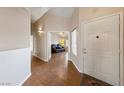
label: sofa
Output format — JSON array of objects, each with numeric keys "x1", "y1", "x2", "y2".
[{"x1": 51, "y1": 44, "x2": 65, "y2": 53}]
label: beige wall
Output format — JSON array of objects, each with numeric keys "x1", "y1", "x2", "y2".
[
  {"x1": 79, "y1": 7, "x2": 123, "y2": 22},
  {"x1": 51, "y1": 32, "x2": 61, "y2": 44},
  {"x1": 69, "y1": 8, "x2": 81, "y2": 71},
  {"x1": 71, "y1": 8, "x2": 79, "y2": 29},
  {"x1": 33, "y1": 10, "x2": 71, "y2": 61},
  {"x1": 0, "y1": 8, "x2": 31, "y2": 85},
  {"x1": 70, "y1": 7, "x2": 124, "y2": 72},
  {"x1": 33, "y1": 13, "x2": 71, "y2": 31},
  {"x1": 0, "y1": 8, "x2": 30, "y2": 51}
]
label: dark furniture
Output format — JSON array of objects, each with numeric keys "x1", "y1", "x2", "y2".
[{"x1": 51, "y1": 44, "x2": 65, "y2": 53}]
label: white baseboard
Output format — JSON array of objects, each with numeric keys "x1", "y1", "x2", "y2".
[
  {"x1": 19, "y1": 73, "x2": 31, "y2": 86},
  {"x1": 34, "y1": 55, "x2": 48, "y2": 62},
  {"x1": 69, "y1": 59, "x2": 82, "y2": 73}
]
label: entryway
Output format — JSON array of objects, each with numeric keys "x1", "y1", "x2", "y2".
[{"x1": 82, "y1": 13, "x2": 123, "y2": 86}]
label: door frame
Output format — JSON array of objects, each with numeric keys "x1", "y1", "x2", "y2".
[
  {"x1": 47, "y1": 30, "x2": 71, "y2": 60},
  {"x1": 81, "y1": 11, "x2": 124, "y2": 85}
]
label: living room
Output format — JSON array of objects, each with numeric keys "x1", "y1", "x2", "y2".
[{"x1": 50, "y1": 32, "x2": 69, "y2": 54}]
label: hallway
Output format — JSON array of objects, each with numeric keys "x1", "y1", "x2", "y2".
[
  {"x1": 23, "y1": 52, "x2": 112, "y2": 86},
  {"x1": 23, "y1": 52, "x2": 81, "y2": 86}
]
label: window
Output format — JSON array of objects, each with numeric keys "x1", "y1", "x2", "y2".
[{"x1": 71, "y1": 28, "x2": 77, "y2": 56}]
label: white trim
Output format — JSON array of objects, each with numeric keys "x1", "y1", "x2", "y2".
[
  {"x1": 83, "y1": 12, "x2": 123, "y2": 24},
  {"x1": 0, "y1": 47, "x2": 30, "y2": 52},
  {"x1": 34, "y1": 55, "x2": 48, "y2": 62},
  {"x1": 47, "y1": 30, "x2": 71, "y2": 61},
  {"x1": 19, "y1": 73, "x2": 31, "y2": 86},
  {"x1": 69, "y1": 59, "x2": 82, "y2": 73},
  {"x1": 47, "y1": 30, "x2": 69, "y2": 32},
  {"x1": 81, "y1": 11, "x2": 124, "y2": 86},
  {"x1": 71, "y1": 28, "x2": 78, "y2": 56},
  {"x1": 119, "y1": 11, "x2": 124, "y2": 86}
]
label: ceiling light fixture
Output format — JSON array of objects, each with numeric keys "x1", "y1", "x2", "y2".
[{"x1": 59, "y1": 32, "x2": 65, "y2": 37}]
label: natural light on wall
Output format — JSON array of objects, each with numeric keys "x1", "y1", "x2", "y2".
[
  {"x1": 59, "y1": 39, "x2": 65, "y2": 46},
  {"x1": 71, "y1": 28, "x2": 77, "y2": 56}
]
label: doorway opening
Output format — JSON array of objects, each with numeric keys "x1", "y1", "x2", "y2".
[{"x1": 47, "y1": 31, "x2": 70, "y2": 61}]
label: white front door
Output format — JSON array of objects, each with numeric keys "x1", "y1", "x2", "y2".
[{"x1": 83, "y1": 14, "x2": 120, "y2": 85}]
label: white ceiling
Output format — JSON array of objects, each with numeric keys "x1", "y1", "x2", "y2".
[
  {"x1": 25, "y1": 7, "x2": 74, "y2": 23},
  {"x1": 49, "y1": 7, "x2": 74, "y2": 17},
  {"x1": 25, "y1": 7, "x2": 50, "y2": 23}
]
